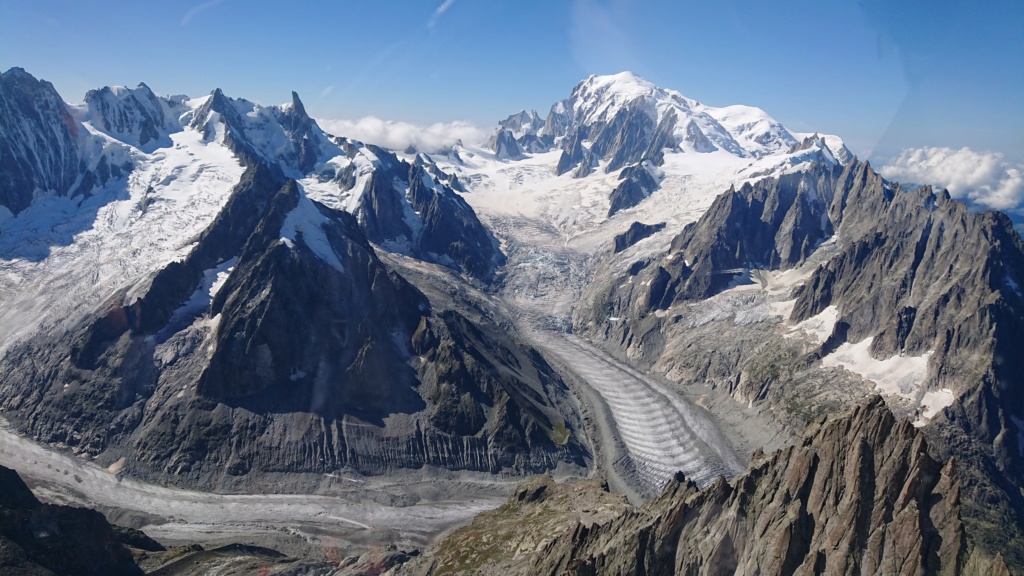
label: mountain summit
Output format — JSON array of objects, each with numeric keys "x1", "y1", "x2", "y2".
[{"x1": 482, "y1": 72, "x2": 834, "y2": 180}]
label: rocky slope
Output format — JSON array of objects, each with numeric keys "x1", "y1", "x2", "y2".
[
  {"x1": 0, "y1": 465, "x2": 142, "y2": 576},
  {"x1": 0, "y1": 69, "x2": 565, "y2": 491},
  {"x1": 0, "y1": 166, "x2": 584, "y2": 490},
  {"x1": 576, "y1": 157, "x2": 1024, "y2": 565},
  {"x1": 0, "y1": 68, "x2": 131, "y2": 219},
  {"x1": 407, "y1": 398, "x2": 1013, "y2": 576}
]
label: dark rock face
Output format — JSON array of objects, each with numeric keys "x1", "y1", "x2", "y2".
[
  {"x1": 596, "y1": 163, "x2": 841, "y2": 316},
  {"x1": 0, "y1": 465, "x2": 142, "y2": 576},
  {"x1": 197, "y1": 182, "x2": 427, "y2": 419},
  {"x1": 0, "y1": 68, "x2": 83, "y2": 214},
  {"x1": 554, "y1": 129, "x2": 588, "y2": 176},
  {"x1": 334, "y1": 143, "x2": 504, "y2": 280},
  {"x1": 642, "y1": 110, "x2": 679, "y2": 166},
  {"x1": 589, "y1": 100, "x2": 657, "y2": 174},
  {"x1": 84, "y1": 84, "x2": 175, "y2": 149},
  {"x1": 274, "y1": 91, "x2": 326, "y2": 173},
  {"x1": 0, "y1": 174, "x2": 578, "y2": 489},
  {"x1": 412, "y1": 309, "x2": 574, "y2": 464},
  {"x1": 487, "y1": 129, "x2": 525, "y2": 161},
  {"x1": 662, "y1": 170, "x2": 832, "y2": 299},
  {"x1": 407, "y1": 165, "x2": 504, "y2": 279},
  {"x1": 554, "y1": 99, "x2": 667, "y2": 177},
  {"x1": 607, "y1": 162, "x2": 662, "y2": 217},
  {"x1": 683, "y1": 118, "x2": 716, "y2": 152},
  {"x1": 514, "y1": 397, "x2": 1009, "y2": 576},
  {"x1": 613, "y1": 221, "x2": 666, "y2": 253}
]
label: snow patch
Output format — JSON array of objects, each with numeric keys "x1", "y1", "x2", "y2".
[
  {"x1": 280, "y1": 188, "x2": 345, "y2": 272},
  {"x1": 167, "y1": 257, "x2": 237, "y2": 325},
  {"x1": 821, "y1": 337, "x2": 932, "y2": 399},
  {"x1": 913, "y1": 388, "x2": 955, "y2": 427},
  {"x1": 790, "y1": 305, "x2": 838, "y2": 344}
]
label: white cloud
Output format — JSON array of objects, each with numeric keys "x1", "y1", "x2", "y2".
[
  {"x1": 880, "y1": 146, "x2": 1024, "y2": 211},
  {"x1": 317, "y1": 116, "x2": 486, "y2": 153},
  {"x1": 428, "y1": 0, "x2": 456, "y2": 29},
  {"x1": 182, "y1": 0, "x2": 225, "y2": 25}
]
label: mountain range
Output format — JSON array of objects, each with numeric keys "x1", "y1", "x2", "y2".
[{"x1": 0, "y1": 67, "x2": 1021, "y2": 574}]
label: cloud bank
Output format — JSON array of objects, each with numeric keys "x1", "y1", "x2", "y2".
[
  {"x1": 318, "y1": 116, "x2": 487, "y2": 153},
  {"x1": 880, "y1": 146, "x2": 1024, "y2": 211}
]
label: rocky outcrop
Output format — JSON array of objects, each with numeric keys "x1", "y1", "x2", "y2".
[
  {"x1": 408, "y1": 164, "x2": 505, "y2": 279},
  {"x1": 591, "y1": 162, "x2": 842, "y2": 318},
  {"x1": 0, "y1": 68, "x2": 84, "y2": 214},
  {"x1": 607, "y1": 161, "x2": 662, "y2": 216},
  {"x1": 498, "y1": 110, "x2": 544, "y2": 138},
  {"x1": 589, "y1": 100, "x2": 657, "y2": 174},
  {"x1": 414, "y1": 398, "x2": 1012, "y2": 576},
  {"x1": 0, "y1": 465, "x2": 142, "y2": 576},
  {"x1": 487, "y1": 129, "x2": 525, "y2": 161},
  {"x1": 399, "y1": 476, "x2": 630, "y2": 576},
  {"x1": 613, "y1": 221, "x2": 666, "y2": 253},
  {"x1": 275, "y1": 91, "x2": 326, "y2": 173},
  {"x1": 531, "y1": 396, "x2": 1011, "y2": 576},
  {"x1": 789, "y1": 180, "x2": 1024, "y2": 396}
]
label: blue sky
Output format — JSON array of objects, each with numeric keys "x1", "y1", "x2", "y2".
[{"x1": 1, "y1": 0, "x2": 1021, "y2": 165}]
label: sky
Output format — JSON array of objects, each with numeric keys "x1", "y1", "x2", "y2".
[{"x1": 1, "y1": 0, "x2": 1022, "y2": 206}]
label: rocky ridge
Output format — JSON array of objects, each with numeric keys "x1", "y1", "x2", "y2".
[
  {"x1": 0, "y1": 465, "x2": 142, "y2": 576},
  {"x1": 0, "y1": 68, "x2": 131, "y2": 218},
  {"x1": 312, "y1": 137, "x2": 505, "y2": 279},
  {"x1": 575, "y1": 157, "x2": 1024, "y2": 564},
  {"x1": 408, "y1": 398, "x2": 1012, "y2": 576}
]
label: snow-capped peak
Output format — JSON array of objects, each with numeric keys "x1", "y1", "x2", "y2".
[
  {"x1": 487, "y1": 71, "x2": 860, "y2": 180},
  {"x1": 705, "y1": 104, "x2": 797, "y2": 157},
  {"x1": 567, "y1": 72, "x2": 693, "y2": 129},
  {"x1": 81, "y1": 83, "x2": 183, "y2": 150},
  {"x1": 498, "y1": 109, "x2": 544, "y2": 139},
  {"x1": 188, "y1": 88, "x2": 339, "y2": 177}
]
